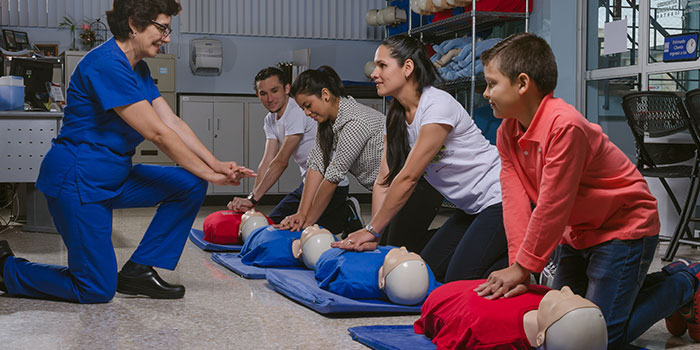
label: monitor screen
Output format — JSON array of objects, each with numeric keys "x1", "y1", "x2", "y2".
[{"x1": 10, "y1": 58, "x2": 54, "y2": 110}]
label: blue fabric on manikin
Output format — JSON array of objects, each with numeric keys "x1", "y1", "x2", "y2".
[
  {"x1": 315, "y1": 246, "x2": 440, "y2": 301},
  {"x1": 238, "y1": 225, "x2": 303, "y2": 267},
  {"x1": 36, "y1": 38, "x2": 160, "y2": 203}
]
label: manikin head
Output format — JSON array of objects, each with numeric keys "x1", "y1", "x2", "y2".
[
  {"x1": 378, "y1": 247, "x2": 430, "y2": 305},
  {"x1": 291, "y1": 225, "x2": 335, "y2": 269},
  {"x1": 239, "y1": 209, "x2": 269, "y2": 242},
  {"x1": 523, "y1": 286, "x2": 607, "y2": 350}
]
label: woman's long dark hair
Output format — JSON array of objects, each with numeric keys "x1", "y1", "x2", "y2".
[
  {"x1": 290, "y1": 65, "x2": 348, "y2": 170},
  {"x1": 380, "y1": 35, "x2": 441, "y2": 185}
]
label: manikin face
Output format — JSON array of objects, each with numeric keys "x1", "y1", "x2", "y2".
[
  {"x1": 482, "y1": 59, "x2": 523, "y2": 119},
  {"x1": 294, "y1": 91, "x2": 335, "y2": 123},
  {"x1": 380, "y1": 246, "x2": 423, "y2": 281},
  {"x1": 131, "y1": 13, "x2": 172, "y2": 59},
  {"x1": 371, "y1": 44, "x2": 408, "y2": 97},
  {"x1": 256, "y1": 75, "x2": 290, "y2": 114}
]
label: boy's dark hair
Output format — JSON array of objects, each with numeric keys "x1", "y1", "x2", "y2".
[
  {"x1": 481, "y1": 32, "x2": 558, "y2": 95},
  {"x1": 253, "y1": 67, "x2": 290, "y2": 92},
  {"x1": 106, "y1": 0, "x2": 181, "y2": 41}
]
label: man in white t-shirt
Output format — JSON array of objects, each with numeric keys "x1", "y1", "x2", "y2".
[{"x1": 228, "y1": 67, "x2": 359, "y2": 231}]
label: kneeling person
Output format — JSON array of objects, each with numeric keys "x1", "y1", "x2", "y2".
[{"x1": 228, "y1": 67, "x2": 352, "y2": 233}]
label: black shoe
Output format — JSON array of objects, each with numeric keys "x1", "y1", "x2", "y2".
[
  {"x1": 0, "y1": 240, "x2": 15, "y2": 293},
  {"x1": 340, "y1": 197, "x2": 364, "y2": 239},
  {"x1": 116, "y1": 261, "x2": 185, "y2": 299}
]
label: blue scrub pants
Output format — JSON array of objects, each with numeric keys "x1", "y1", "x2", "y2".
[
  {"x1": 2, "y1": 164, "x2": 207, "y2": 303},
  {"x1": 553, "y1": 235, "x2": 698, "y2": 349}
]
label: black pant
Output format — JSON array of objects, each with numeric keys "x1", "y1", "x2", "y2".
[
  {"x1": 268, "y1": 182, "x2": 349, "y2": 234},
  {"x1": 380, "y1": 177, "x2": 445, "y2": 254},
  {"x1": 421, "y1": 203, "x2": 508, "y2": 283}
]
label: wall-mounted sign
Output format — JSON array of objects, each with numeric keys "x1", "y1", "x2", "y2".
[{"x1": 663, "y1": 32, "x2": 698, "y2": 62}]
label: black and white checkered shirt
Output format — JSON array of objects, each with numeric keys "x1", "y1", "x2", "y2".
[{"x1": 307, "y1": 96, "x2": 385, "y2": 190}]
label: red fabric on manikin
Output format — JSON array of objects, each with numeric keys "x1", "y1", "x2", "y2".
[{"x1": 202, "y1": 210, "x2": 273, "y2": 244}]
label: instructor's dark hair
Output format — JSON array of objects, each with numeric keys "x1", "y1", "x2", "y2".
[
  {"x1": 379, "y1": 34, "x2": 441, "y2": 185},
  {"x1": 290, "y1": 66, "x2": 347, "y2": 170},
  {"x1": 106, "y1": 0, "x2": 182, "y2": 41}
]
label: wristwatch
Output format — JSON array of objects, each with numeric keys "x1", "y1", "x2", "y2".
[
  {"x1": 365, "y1": 223, "x2": 381, "y2": 239},
  {"x1": 246, "y1": 192, "x2": 258, "y2": 206}
]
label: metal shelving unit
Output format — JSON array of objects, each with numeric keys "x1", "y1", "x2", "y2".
[{"x1": 403, "y1": 1, "x2": 530, "y2": 116}]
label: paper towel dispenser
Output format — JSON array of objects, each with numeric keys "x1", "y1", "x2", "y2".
[{"x1": 190, "y1": 38, "x2": 222, "y2": 76}]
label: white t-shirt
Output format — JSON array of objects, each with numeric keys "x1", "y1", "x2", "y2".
[
  {"x1": 263, "y1": 97, "x2": 317, "y2": 178},
  {"x1": 407, "y1": 86, "x2": 502, "y2": 214}
]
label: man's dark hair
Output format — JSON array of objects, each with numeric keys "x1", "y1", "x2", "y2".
[
  {"x1": 253, "y1": 67, "x2": 290, "y2": 92},
  {"x1": 106, "y1": 0, "x2": 181, "y2": 40},
  {"x1": 481, "y1": 32, "x2": 558, "y2": 95}
]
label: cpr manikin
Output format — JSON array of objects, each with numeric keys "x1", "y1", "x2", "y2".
[
  {"x1": 415, "y1": 280, "x2": 607, "y2": 350},
  {"x1": 291, "y1": 224, "x2": 335, "y2": 269},
  {"x1": 523, "y1": 286, "x2": 607, "y2": 350},
  {"x1": 239, "y1": 209, "x2": 270, "y2": 242},
  {"x1": 378, "y1": 247, "x2": 430, "y2": 305}
]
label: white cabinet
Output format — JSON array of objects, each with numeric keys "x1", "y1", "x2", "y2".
[
  {"x1": 180, "y1": 95, "x2": 247, "y2": 195},
  {"x1": 179, "y1": 95, "x2": 305, "y2": 196},
  {"x1": 179, "y1": 94, "x2": 384, "y2": 196}
]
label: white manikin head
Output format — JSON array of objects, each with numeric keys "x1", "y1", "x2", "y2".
[
  {"x1": 291, "y1": 224, "x2": 335, "y2": 269},
  {"x1": 378, "y1": 246, "x2": 430, "y2": 305},
  {"x1": 533, "y1": 286, "x2": 607, "y2": 350},
  {"x1": 238, "y1": 209, "x2": 269, "y2": 242}
]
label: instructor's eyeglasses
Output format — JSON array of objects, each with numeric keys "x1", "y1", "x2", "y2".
[{"x1": 151, "y1": 20, "x2": 172, "y2": 38}]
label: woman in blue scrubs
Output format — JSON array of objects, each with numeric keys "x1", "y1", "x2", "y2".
[{"x1": 0, "y1": 0, "x2": 254, "y2": 303}]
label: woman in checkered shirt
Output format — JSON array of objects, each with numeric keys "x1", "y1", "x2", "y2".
[{"x1": 276, "y1": 66, "x2": 384, "y2": 234}]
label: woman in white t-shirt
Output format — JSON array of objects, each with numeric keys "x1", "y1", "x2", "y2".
[{"x1": 335, "y1": 35, "x2": 507, "y2": 282}]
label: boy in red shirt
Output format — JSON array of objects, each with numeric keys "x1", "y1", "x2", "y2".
[{"x1": 474, "y1": 32, "x2": 700, "y2": 348}]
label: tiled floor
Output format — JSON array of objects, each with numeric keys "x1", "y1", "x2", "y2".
[{"x1": 1, "y1": 204, "x2": 700, "y2": 349}]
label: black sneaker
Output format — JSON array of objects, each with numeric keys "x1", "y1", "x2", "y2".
[{"x1": 341, "y1": 197, "x2": 363, "y2": 239}]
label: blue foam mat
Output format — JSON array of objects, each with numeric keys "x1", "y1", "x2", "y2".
[
  {"x1": 211, "y1": 252, "x2": 305, "y2": 279},
  {"x1": 347, "y1": 325, "x2": 649, "y2": 350},
  {"x1": 266, "y1": 269, "x2": 423, "y2": 315},
  {"x1": 189, "y1": 229, "x2": 243, "y2": 252},
  {"x1": 348, "y1": 325, "x2": 435, "y2": 350}
]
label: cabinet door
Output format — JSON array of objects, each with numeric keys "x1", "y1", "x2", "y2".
[
  {"x1": 181, "y1": 101, "x2": 214, "y2": 148},
  {"x1": 180, "y1": 101, "x2": 214, "y2": 194},
  {"x1": 246, "y1": 101, "x2": 271, "y2": 192},
  {"x1": 211, "y1": 101, "x2": 246, "y2": 194}
]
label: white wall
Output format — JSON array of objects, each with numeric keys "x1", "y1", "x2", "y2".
[
  {"x1": 173, "y1": 33, "x2": 380, "y2": 94},
  {"x1": 3, "y1": 13, "x2": 381, "y2": 95},
  {"x1": 529, "y1": 0, "x2": 578, "y2": 107}
]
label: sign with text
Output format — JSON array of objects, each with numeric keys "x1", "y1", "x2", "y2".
[{"x1": 663, "y1": 32, "x2": 698, "y2": 62}]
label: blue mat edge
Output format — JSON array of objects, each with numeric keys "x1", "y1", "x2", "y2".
[
  {"x1": 210, "y1": 252, "x2": 267, "y2": 279},
  {"x1": 348, "y1": 325, "x2": 435, "y2": 350},
  {"x1": 189, "y1": 228, "x2": 243, "y2": 252},
  {"x1": 265, "y1": 269, "x2": 423, "y2": 315}
]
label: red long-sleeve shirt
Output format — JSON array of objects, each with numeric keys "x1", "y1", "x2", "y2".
[{"x1": 497, "y1": 93, "x2": 660, "y2": 273}]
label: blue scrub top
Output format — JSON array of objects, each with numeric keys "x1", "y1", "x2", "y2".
[{"x1": 36, "y1": 38, "x2": 161, "y2": 203}]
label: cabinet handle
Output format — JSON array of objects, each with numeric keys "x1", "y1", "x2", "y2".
[
  {"x1": 217, "y1": 118, "x2": 220, "y2": 130},
  {"x1": 208, "y1": 119, "x2": 211, "y2": 131}
]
